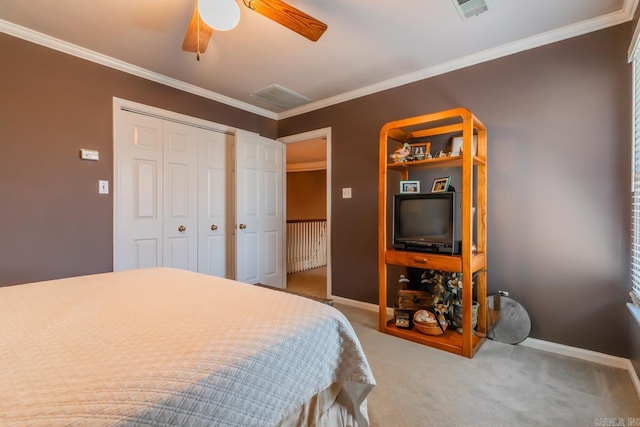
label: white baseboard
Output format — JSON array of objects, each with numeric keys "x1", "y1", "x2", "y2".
[
  {"x1": 331, "y1": 295, "x2": 640, "y2": 400},
  {"x1": 330, "y1": 295, "x2": 394, "y2": 316}
]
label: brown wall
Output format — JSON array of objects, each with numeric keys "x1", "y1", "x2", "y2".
[
  {"x1": 1, "y1": 23, "x2": 636, "y2": 358},
  {"x1": 0, "y1": 33, "x2": 276, "y2": 286},
  {"x1": 279, "y1": 24, "x2": 633, "y2": 357},
  {"x1": 286, "y1": 170, "x2": 327, "y2": 220}
]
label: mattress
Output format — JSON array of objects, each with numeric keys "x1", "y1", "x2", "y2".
[{"x1": 0, "y1": 268, "x2": 375, "y2": 426}]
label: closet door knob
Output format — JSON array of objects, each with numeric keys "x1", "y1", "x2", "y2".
[
  {"x1": 178, "y1": 225, "x2": 186, "y2": 232},
  {"x1": 238, "y1": 224, "x2": 247, "y2": 230},
  {"x1": 211, "y1": 224, "x2": 218, "y2": 231}
]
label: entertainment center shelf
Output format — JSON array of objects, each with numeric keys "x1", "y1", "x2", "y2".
[
  {"x1": 378, "y1": 107, "x2": 487, "y2": 358},
  {"x1": 387, "y1": 155, "x2": 486, "y2": 171},
  {"x1": 384, "y1": 319, "x2": 484, "y2": 355}
]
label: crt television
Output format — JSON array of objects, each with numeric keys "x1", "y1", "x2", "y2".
[{"x1": 393, "y1": 192, "x2": 462, "y2": 254}]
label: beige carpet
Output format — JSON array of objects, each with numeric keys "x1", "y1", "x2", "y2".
[{"x1": 335, "y1": 303, "x2": 640, "y2": 427}]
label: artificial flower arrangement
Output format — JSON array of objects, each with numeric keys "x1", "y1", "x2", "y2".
[{"x1": 420, "y1": 270, "x2": 463, "y2": 323}]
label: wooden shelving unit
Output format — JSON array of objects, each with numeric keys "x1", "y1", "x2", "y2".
[{"x1": 378, "y1": 108, "x2": 487, "y2": 358}]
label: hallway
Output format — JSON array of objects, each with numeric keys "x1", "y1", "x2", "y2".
[{"x1": 286, "y1": 266, "x2": 327, "y2": 299}]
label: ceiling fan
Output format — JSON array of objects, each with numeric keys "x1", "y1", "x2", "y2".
[{"x1": 182, "y1": 0, "x2": 328, "y2": 60}]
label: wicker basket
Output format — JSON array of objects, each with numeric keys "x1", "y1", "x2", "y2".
[{"x1": 413, "y1": 310, "x2": 448, "y2": 336}]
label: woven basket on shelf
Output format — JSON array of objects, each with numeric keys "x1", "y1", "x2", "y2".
[{"x1": 413, "y1": 310, "x2": 448, "y2": 336}]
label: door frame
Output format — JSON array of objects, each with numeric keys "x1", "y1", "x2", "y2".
[{"x1": 278, "y1": 128, "x2": 332, "y2": 298}]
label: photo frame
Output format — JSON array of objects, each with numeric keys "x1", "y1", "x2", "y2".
[
  {"x1": 448, "y1": 135, "x2": 478, "y2": 156},
  {"x1": 411, "y1": 143, "x2": 431, "y2": 161},
  {"x1": 431, "y1": 177, "x2": 451, "y2": 193},
  {"x1": 400, "y1": 180, "x2": 420, "y2": 194}
]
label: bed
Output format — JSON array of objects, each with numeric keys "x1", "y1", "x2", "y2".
[{"x1": 0, "y1": 268, "x2": 376, "y2": 426}]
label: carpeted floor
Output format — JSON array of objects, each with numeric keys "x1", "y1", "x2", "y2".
[
  {"x1": 335, "y1": 303, "x2": 640, "y2": 427},
  {"x1": 287, "y1": 268, "x2": 640, "y2": 425}
]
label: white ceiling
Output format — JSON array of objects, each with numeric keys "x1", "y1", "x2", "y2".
[{"x1": 0, "y1": 0, "x2": 636, "y2": 120}]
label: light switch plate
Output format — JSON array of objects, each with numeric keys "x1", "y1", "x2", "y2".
[
  {"x1": 342, "y1": 188, "x2": 352, "y2": 199},
  {"x1": 98, "y1": 180, "x2": 109, "y2": 194}
]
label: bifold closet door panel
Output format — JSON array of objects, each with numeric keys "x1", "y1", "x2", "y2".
[
  {"x1": 114, "y1": 111, "x2": 164, "y2": 271},
  {"x1": 115, "y1": 109, "x2": 218, "y2": 275},
  {"x1": 198, "y1": 128, "x2": 229, "y2": 278},
  {"x1": 162, "y1": 121, "x2": 199, "y2": 272}
]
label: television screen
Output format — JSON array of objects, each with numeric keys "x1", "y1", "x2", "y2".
[
  {"x1": 398, "y1": 197, "x2": 451, "y2": 240},
  {"x1": 393, "y1": 192, "x2": 461, "y2": 254}
]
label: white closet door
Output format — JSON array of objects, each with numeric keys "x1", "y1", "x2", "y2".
[
  {"x1": 114, "y1": 111, "x2": 164, "y2": 271},
  {"x1": 235, "y1": 130, "x2": 284, "y2": 287},
  {"x1": 162, "y1": 121, "x2": 199, "y2": 271},
  {"x1": 198, "y1": 128, "x2": 230, "y2": 277}
]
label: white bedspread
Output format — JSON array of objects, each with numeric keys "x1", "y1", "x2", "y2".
[{"x1": 0, "y1": 268, "x2": 375, "y2": 426}]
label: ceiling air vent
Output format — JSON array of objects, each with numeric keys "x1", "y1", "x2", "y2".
[
  {"x1": 452, "y1": 0, "x2": 490, "y2": 20},
  {"x1": 251, "y1": 84, "x2": 311, "y2": 109}
]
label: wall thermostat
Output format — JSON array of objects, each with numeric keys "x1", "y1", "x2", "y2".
[{"x1": 80, "y1": 148, "x2": 99, "y2": 161}]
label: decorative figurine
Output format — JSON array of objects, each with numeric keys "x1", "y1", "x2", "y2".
[{"x1": 390, "y1": 143, "x2": 412, "y2": 163}]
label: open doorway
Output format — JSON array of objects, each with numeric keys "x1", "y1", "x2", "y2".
[{"x1": 279, "y1": 128, "x2": 331, "y2": 299}]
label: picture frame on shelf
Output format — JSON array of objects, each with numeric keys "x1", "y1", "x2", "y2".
[
  {"x1": 400, "y1": 180, "x2": 420, "y2": 193},
  {"x1": 447, "y1": 135, "x2": 478, "y2": 156},
  {"x1": 431, "y1": 177, "x2": 451, "y2": 193},
  {"x1": 411, "y1": 143, "x2": 431, "y2": 161}
]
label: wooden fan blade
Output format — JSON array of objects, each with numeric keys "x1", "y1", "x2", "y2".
[
  {"x1": 182, "y1": 6, "x2": 214, "y2": 53},
  {"x1": 245, "y1": 0, "x2": 327, "y2": 42}
]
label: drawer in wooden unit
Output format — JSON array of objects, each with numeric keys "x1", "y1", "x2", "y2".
[{"x1": 384, "y1": 250, "x2": 462, "y2": 271}]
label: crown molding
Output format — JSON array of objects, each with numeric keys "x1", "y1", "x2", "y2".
[
  {"x1": 278, "y1": 4, "x2": 637, "y2": 119},
  {"x1": 0, "y1": 19, "x2": 277, "y2": 120},
  {"x1": 2, "y1": 0, "x2": 636, "y2": 123},
  {"x1": 628, "y1": 0, "x2": 640, "y2": 61},
  {"x1": 624, "y1": 0, "x2": 640, "y2": 17}
]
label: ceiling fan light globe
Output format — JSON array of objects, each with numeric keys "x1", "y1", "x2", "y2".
[{"x1": 198, "y1": 0, "x2": 241, "y2": 31}]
